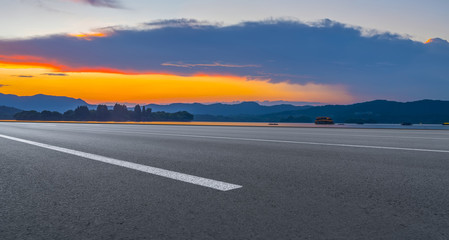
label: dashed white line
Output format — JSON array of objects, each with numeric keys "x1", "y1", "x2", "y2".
[{"x1": 0, "y1": 133, "x2": 242, "y2": 192}]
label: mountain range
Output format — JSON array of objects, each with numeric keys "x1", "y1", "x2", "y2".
[
  {"x1": 0, "y1": 93, "x2": 90, "y2": 112},
  {"x1": 145, "y1": 102, "x2": 310, "y2": 116},
  {"x1": 1, "y1": 93, "x2": 449, "y2": 123},
  {"x1": 263, "y1": 100, "x2": 449, "y2": 124},
  {"x1": 0, "y1": 106, "x2": 22, "y2": 119},
  {"x1": 0, "y1": 93, "x2": 310, "y2": 114}
]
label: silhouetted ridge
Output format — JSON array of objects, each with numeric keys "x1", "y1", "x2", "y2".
[
  {"x1": 145, "y1": 101, "x2": 310, "y2": 115},
  {"x1": 0, "y1": 93, "x2": 91, "y2": 112},
  {"x1": 0, "y1": 106, "x2": 22, "y2": 119},
  {"x1": 264, "y1": 100, "x2": 449, "y2": 124},
  {"x1": 6, "y1": 98, "x2": 449, "y2": 124}
]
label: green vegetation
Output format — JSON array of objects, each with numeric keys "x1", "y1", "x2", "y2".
[{"x1": 14, "y1": 104, "x2": 193, "y2": 122}]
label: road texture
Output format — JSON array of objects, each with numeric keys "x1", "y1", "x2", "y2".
[{"x1": 1, "y1": 122, "x2": 449, "y2": 239}]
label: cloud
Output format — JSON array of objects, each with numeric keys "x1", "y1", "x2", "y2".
[
  {"x1": 69, "y1": 0, "x2": 122, "y2": 8},
  {"x1": 0, "y1": 84, "x2": 8, "y2": 88},
  {"x1": 42, "y1": 73, "x2": 69, "y2": 76},
  {"x1": 24, "y1": 0, "x2": 63, "y2": 12},
  {"x1": 425, "y1": 38, "x2": 449, "y2": 45},
  {"x1": 161, "y1": 62, "x2": 260, "y2": 68},
  {"x1": 0, "y1": 19, "x2": 448, "y2": 101},
  {"x1": 11, "y1": 75, "x2": 34, "y2": 78}
]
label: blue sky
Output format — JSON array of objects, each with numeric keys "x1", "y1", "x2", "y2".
[{"x1": 1, "y1": 0, "x2": 448, "y2": 42}]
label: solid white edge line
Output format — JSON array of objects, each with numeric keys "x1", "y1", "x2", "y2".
[{"x1": 0, "y1": 134, "x2": 242, "y2": 192}]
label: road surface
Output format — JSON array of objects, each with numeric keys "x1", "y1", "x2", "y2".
[{"x1": 1, "y1": 122, "x2": 449, "y2": 239}]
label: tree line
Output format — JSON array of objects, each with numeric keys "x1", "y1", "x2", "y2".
[{"x1": 14, "y1": 104, "x2": 194, "y2": 122}]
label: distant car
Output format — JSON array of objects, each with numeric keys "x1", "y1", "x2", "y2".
[
  {"x1": 443, "y1": 122, "x2": 449, "y2": 126},
  {"x1": 268, "y1": 123, "x2": 279, "y2": 126},
  {"x1": 315, "y1": 117, "x2": 334, "y2": 125},
  {"x1": 401, "y1": 122, "x2": 413, "y2": 126}
]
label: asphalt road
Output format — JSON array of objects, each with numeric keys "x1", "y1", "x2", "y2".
[{"x1": 1, "y1": 122, "x2": 449, "y2": 239}]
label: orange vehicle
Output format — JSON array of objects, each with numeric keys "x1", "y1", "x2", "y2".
[{"x1": 315, "y1": 117, "x2": 334, "y2": 125}]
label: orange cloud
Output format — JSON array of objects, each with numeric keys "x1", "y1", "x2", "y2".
[
  {"x1": 0, "y1": 55, "x2": 225, "y2": 77},
  {"x1": 0, "y1": 55, "x2": 151, "y2": 75},
  {"x1": 0, "y1": 54, "x2": 177, "y2": 76},
  {"x1": 0, "y1": 55, "x2": 63, "y2": 70},
  {"x1": 67, "y1": 32, "x2": 109, "y2": 40}
]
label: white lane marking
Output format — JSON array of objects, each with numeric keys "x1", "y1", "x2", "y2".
[
  {"x1": 77, "y1": 124, "x2": 449, "y2": 136},
  {"x1": 3, "y1": 122, "x2": 449, "y2": 153},
  {"x1": 23, "y1": 124, "x2": 449, "y2": 140},
  {"x1": 3, "y1": 122, "x2": 449, "y2": 139},
  {"x1": 0, "y1": 134, "x2": 242, "y2": 192},
  {"x1": 68, "y1": 129, "x2": 449, "y2": 154},
  {"x1": 107, "y1": 129, "x2": 449, "y2": 141}
]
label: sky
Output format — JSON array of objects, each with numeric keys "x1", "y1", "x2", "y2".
[{"x1": 0, "y1": 0, "x2": 448, "y2": 105}]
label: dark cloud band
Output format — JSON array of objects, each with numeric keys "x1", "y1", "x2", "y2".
[
  {"x1": 42, "y1": 73, "x2": 69, "y2": 76},
  {"x1": 0, "y1": 19, "x2": 448, "y2": 101},
  {"x1": 11, "y1": 75, "x2": 34, "y2": 78}
]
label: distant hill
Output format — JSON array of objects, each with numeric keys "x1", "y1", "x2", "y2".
[
  {"x1": 264, "y1": 100, "x2": 449, "y2": 124},
  {"x1": 3, "y1": 94, "x2": 449, "y2": 124},
  {"x1": 0, "y1": 93, "x2": 92, "y2": 112},
  {"x1": 146, "y1": 102, "x2": 310, "y2": 116},
  {"x1": 0, "y1": 106, "x2": 22, "y2": 119}
]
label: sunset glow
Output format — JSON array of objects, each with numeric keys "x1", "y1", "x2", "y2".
[{"x1": 0, "y1": 61, "x2": 352, "y2": 105}]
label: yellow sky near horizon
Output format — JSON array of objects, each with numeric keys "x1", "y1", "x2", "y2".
[{"x1": 0, "y1": 63, "x2": 353, "y2": 105}]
